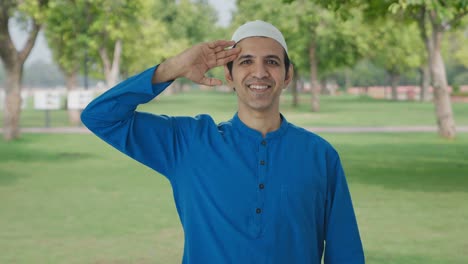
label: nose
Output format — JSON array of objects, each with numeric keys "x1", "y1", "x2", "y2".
[{"x1": 252, "y1": 62, "x2": 269, "y2": 79}]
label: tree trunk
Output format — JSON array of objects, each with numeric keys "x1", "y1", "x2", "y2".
[
  {"x1": 419, "y1": 64, "x2": 430, "y2": 101},
  {"x1": 3, "y1": 66, "x2": 23, "y2": 140},
  {"x1": 0, "y1": 10, "x2": 41, "y2": 140},
  {"x1": 429, "y1": 15, "x2": 456, "y2": 139},
  {"x1": 65, "y1": 70, "x2": 81, "y2": 126},
  {"x1": 390, "y1": 72, "x2": 400, "y2": 101},
  {"x1": 418, "y1": 8, "x2": 456, "y2": 138},
  {"x1": 99, "y1": 39, "x2": 122, "y2": 88},
  {"x1": 417, "y1": 7, "x2": 433, "y2": 103},
  {"x1": 430, "y1": 29, "x2": 456, "y2": 139},
  {"x1": 309, "y1": 41, "x2": 320, "y2": 112}
]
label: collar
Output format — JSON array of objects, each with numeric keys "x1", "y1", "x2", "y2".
[{"x1": 230, "y1": 112, "x2": 289, "y2": 140}]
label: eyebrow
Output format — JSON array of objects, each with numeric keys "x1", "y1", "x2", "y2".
[
  {"x1": 265, "y1": 55, "x2": 282, "y2": 62},
  {"x1": 238, "y1": 54, "x2": 254, "y2": 60},
  {"x1": 237, "y1": 54, "x2": 282, "y2": 62}
]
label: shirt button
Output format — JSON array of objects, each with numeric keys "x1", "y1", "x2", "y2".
[
  {"x1": 256, "y1": 208, "x2": 262, "y2": 214},
  {"x1": 260, "y1": 160, "x2": 265, "y2": 165},
  {"x1": 261, "y1": 140, "x2": 267, "y2": 146},
  {"x1": 259, "y1": 183, "x2": 265, "y2": 189}
]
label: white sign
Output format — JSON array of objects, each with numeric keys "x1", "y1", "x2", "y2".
[
  {"x1": 34, "y1": 90, "x2": 62, "y2": 110},
  {"x1": 0, "y1": 90, "x2": 29, "y2": 110},
  {"x1": 67, "y1": 90, "x2": 94, "y2": 110}
]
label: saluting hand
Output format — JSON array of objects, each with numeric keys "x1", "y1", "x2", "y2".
[{"x1": 153, "y1": 40, "x2": 241, "y2": 86}]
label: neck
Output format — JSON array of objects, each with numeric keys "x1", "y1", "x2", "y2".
[{"x1": 238, "y1": 109, "x2": 282, "y2": 137}]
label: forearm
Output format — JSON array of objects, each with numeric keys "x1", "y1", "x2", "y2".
[
  {"x1": 81, "y1": 65, "x2": 171, "y2": 132},
  {"x1": 152, "y1": 56, "x2": 185, "y2": 84},
  {"x1": 81, "y1": 65, "x2": 191, "y2": 177}
]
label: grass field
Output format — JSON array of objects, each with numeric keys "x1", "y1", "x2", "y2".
[
  {"x1": 4, "y1": 90, "x2": 468, "y2": 128},
  {"x1": 1, "y1": 90, "x2": 468, "y2": 263},
  {"x1": 1, "y1": 132, "x2": 468, "y2": 264}
]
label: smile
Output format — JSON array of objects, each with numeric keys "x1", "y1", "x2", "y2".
[{"x1": 248, "y1": 84, "x2": 271, "y2": 91}]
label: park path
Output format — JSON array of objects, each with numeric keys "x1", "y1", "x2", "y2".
[{"x1": 1, "y1": 126, "x2": 468, "y2": 134}]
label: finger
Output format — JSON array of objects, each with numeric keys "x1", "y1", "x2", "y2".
[
  {"x1": 214, "y1": 47, "x2": 240, "y2": 63},
  {"x1": 216, "y1": 54, "x2": 240, "y2": 66},
  {"x1": 213, "y1": 45, "x2": 225, "y2": 53},
  {"x1": 208, "y1": 40, "x2": 236, "y2": 50},
  {"x1": 217, "y1": 47, "x2": 241, "y2": 57},
  {"x1": 215, "y1": 48, "x2": 241, "y2": 65},
  {"x1": 199, "y1": 76, "x2": 222, "y2": 86}
]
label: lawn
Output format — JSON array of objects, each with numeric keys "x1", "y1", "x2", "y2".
[
  {"x1": 4, "y1": 90, "x2": 468, "y2": 128},
  {"x1": 1, "y1": 89, "x2": 468, "y2": 263},
  {"x1": 1, "y1": 133, "x2": 467, "y2": 264}
]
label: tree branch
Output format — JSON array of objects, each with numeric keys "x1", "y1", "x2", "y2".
[
  {"x1": 447, "y1": 9, "x2": 468, "y2": 27},
  {"x1": 417, "y1": 6, "x2": 429, "y2": 43},
  {"x1": 112, "y1": 39, "x2": 122, "y2": 71},
  {"x1": 429, "y1": 9, "x2": 445, "y2": 32},
  {"x1": 18, "y1": 21, "x2": 41, "y2": 64},
  {"x1": 0, "y1": 1, "x2": 17, "y2": 66},
  {"x1": 99, "y1": 47, "x2": 111, "y2": 75}
]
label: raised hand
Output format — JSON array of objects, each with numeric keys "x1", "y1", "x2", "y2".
[{"x1": 153, "y1": 40, "x2": 241, "y2": 86}]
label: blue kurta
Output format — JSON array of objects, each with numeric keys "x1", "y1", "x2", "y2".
[{"x1": 81, "y1": 66, "x2": 365, "y2": 264}]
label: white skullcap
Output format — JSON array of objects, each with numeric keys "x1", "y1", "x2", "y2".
[{"x1": 231, "y1": 20, "x2": 288, "y2": 55}]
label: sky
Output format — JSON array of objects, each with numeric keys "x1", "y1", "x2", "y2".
[{"x1": 10, "y1": 0, "x2": 236, "y2": 65}]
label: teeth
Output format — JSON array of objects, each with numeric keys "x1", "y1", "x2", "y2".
[{"x1": 249, "y1": 85, "x2": 269, "y2": 90}]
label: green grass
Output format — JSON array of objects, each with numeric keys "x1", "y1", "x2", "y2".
[
  {"x1": 2, "y1": 90, "x2": 468, "y2": 263},
  {"x1": 330, "y1": 133, "x2": 468, "y2": 264},
  {"x1": 1, "y1": 133, "x2": 468, "y2": 263},
  {"x1": 0, "y1": 134, "x2": 182, "y2": 263},
  {"x1": 3, "y1": 90, "x2": 468, "y2": 127}
]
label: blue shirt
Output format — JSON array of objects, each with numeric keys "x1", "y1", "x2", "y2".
[{"x1": 81, "y1": 66, "x2": 365, "y2": 264}]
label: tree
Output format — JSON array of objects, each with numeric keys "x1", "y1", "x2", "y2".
[
  {"x1": 0, "y1": 0, "x2": 49, "y2": 141},
  {"x1": 45, "y1": 0, "x2": 89, "y2": 125},
  {"x1": 316, "y1": 0, "x2": 467, "y2": 138},
  {"x1": 121, "y1": 0, "x2": 223, "y2": 84},
  {"x1": 368, "y1": 19, "x2": 423, "y2": 100},
  {"x1": 453, "y1": 42, "x2": 468, "y2": 69},
  {"x1": 158, "y1": 0, "x2": 224, "y2": 88},
  {"x1": 309, "y1": 7, "x2": 366, "y2": 100},
  {"x1": 87, "y1": 0, "x2": 143, "y2": 88},
  {"x1": 389, "y1": 1, "x2": 468, "y2": 138},
  {"x1": 169, "y1": 0, "x2": 221, "y2": 43},
  {"x1": 120, "y1": 10, "x2": 189, "y2": 77},
  {"x1": 445, "y1": 21, "x2": 468, "y2": 69}
]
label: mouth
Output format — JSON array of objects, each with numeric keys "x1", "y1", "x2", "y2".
[{"x1": 247, "y1": 84, "x2": 271, "y2": 92}]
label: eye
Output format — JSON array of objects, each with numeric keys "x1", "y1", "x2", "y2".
[
  {"x1": 239, "y1": 59, "x2": 252, "y2": 65},
  {"x1": 266, "y1": 59, "x2": 280, "y2": 65}
]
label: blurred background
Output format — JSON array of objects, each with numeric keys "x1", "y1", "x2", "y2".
[{"x1": 1, "y1": 0, "x2": 467, "y2": 263}]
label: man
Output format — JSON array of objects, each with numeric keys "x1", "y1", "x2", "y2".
[{"x1": 82, "y1": 20, "x2": 365, "y2": 264}]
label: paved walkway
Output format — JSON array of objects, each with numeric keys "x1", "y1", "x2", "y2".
[{"x1": 2, "y1": 126, "x2": 468, "y2": 134}]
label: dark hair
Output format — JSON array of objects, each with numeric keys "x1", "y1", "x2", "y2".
[{"x1": 226, "y1": 43, "x2": 291, "y2": 79}]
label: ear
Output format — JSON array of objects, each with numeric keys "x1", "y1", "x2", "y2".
[
  {"x1": 283, "y1": 63, "x2": 294, "y2": 89},
  {"x1": 224, "y1": 65, "x2": 233, "y2": 86}
]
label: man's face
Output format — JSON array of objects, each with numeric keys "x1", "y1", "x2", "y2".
[{"x1": 225, "y1": 37, "x2": 292, "y2": 115}]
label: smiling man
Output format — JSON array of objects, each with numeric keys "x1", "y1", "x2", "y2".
[{"x1": 82, "y1": 20, "x2": 365, "y2": 264}]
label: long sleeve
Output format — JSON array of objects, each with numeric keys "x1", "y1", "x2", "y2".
[
  {"x1": 324, "y1": 151, "x2": 365, "y2": 264},
  {"x1": 81, "y1": 65, "x2": 190, "y2": 179}
]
